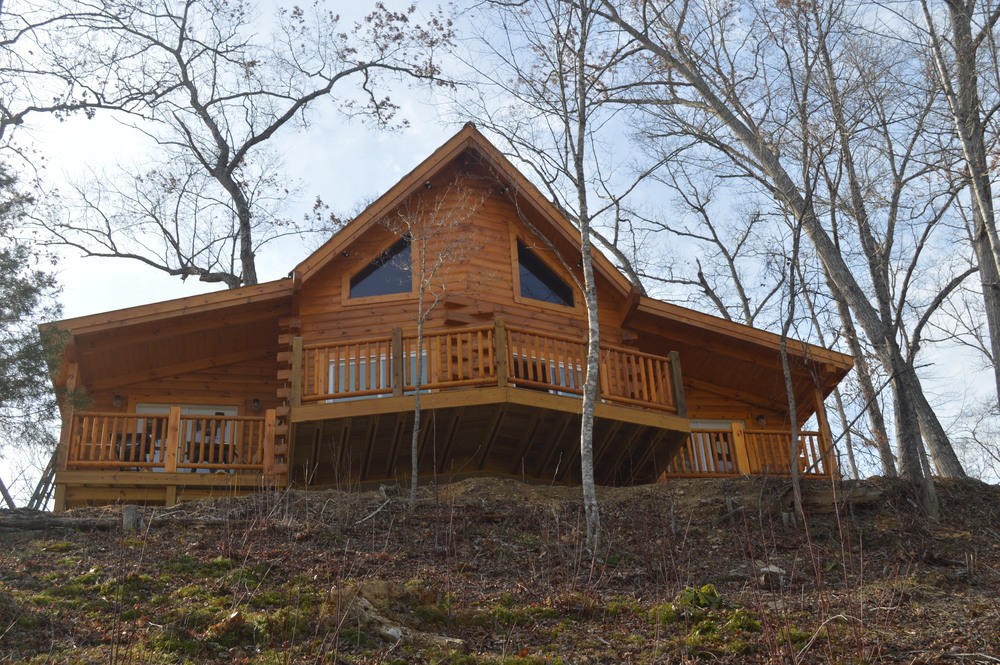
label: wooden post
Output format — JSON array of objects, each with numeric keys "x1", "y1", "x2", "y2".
[
  {"x1": 163, "y1": 407, "x2": 181, "y2": 474},
  {"x1": 290, "y1": 336, "x2": 304, "y2": 407},
  {"x1": 56, "y1": 362, "x2": 79, "y2": 474},
  {"x1": 813, "y1": 387, "x2": 838, "y2": 479},
  {"x1": 494, "y1": 318, "x2": 508, "y2": 388},
  {"x1": 53, "y1": 362, "x2": 80, "y2": 512},
  {"x1": 730, "y1": 421, "x2": 752, "y2": 475},
  {"x1": 668, "y1": 351, "x2": 687, "y2": 417},
  {"x1": 392, "y1": 327, "x2": 404, "y2": 396},
  {"x1": 161, "y1": 407, "x2": 182, "y2": 507},
  {"x1": 263, "y1": 409, "x2": 277, "y2": 479}
]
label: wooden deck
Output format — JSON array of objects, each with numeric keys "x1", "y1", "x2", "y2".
[
  {"x1": 664, "y1": 425, "x2": 836, "y2": 479},
  {"x1": 288, "y1": 320, "x2": 684, "y2": 414},
  {"x1": 283, "y1": 319, "x2": 690, "y2": 487},
  {"x1": 55, "y1": 408, "x2": 278, "y2": 508}
]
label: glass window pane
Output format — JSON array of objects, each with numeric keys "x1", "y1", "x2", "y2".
[
  {"x1": 517, "y1": 239, "x2": 574, "y2": 306},
  {"x1": 349, "y1": 236, "x2": 412, "y2": 298}
]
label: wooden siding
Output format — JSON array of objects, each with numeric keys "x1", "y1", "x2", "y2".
[{"x1": 296, "y1": 160, "x2": 628, "y2": 349}]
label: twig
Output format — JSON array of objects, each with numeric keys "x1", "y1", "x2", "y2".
[
  {"x1": 796, "y1": 614, "x2": 858, "y2": 662},
  {"x1": 355, "y1": 499, "x2": 392, "y2": 525}
]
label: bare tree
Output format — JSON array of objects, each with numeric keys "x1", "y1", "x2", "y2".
[
  {"x1": 33, "y1": 0, "x2": 454, "y2": 288},
  {"x1": 0, "y1": 0, "x2": 133, "y2": 145},
  {"x1": 459, "y1": 0, "x2": 652, "y2": 548},
  {"x1": 918, "y1": 0, "x2": 1000, "y2": 408},
  {"x1": 384, "y1": 178, "x2": 488, "y2": 511},
  {"x1": 582, "y1": 0, "x2": 967, "y2": 486},
  {"x1": 634, "y1": 164, "x2": 789, "y2": 327}
]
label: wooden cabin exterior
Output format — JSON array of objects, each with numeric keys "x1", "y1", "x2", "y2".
[{"x1": 46, "y1": 125, "x2": 852, "y2": 510}]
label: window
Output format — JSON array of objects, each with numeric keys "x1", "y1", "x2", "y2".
[
  {"x1": 511, "y1": 354, "x2": 582, "y2": 397},
  {"x1": 349, "y1": 235, "x2": 412, "y2": 298},
  {"x1": 131, "y1": 403, "x2": 239, "y2": 470},
  {"x1": 517, "y1": 239, "x2": 573, "y2": 307},
  {"x1": 327, "y1": 351, "x2": 428, "y2": 402}
]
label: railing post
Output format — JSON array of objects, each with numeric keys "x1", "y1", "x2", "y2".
[
  {"x1": 731, "y1": 421, "x2": 752, "y2": 475},
  {"x1": 494, "y1": 318, "x2": 508, "y2": 388},
  {"x1": 392, "y1": 327, "x2": 404, "y2": 396},
  {"x1": 53, "y1": 361, "x2": 76, "y2": 508},
  {"x1": 290, "y1": 336, "x2": 303, "y2": 407},
  {"x1": 668, "y1": 351, "x2": 687, "y2": 416},
  {"x1": 163, "y1": 406, "x2": 181, "y2": 473},
  {"x1": 56, "y1": 362, "x2": 80, "y2": 475},
  {"x1": 263, "y1": 409, "x2": 277, "y2": 478},
  {"x1": 812, "y1": 386, "x2": 838, "y2": 479}
]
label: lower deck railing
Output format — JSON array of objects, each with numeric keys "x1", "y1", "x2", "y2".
[
  {"x1": 63, "y1": 408, "x2": 277, "y2": 474},
  {"x1": 664, "y1": 424, "x2": 836, "y2": 479}
]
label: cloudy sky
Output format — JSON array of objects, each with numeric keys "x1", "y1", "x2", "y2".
[{"x1": 38, "y1": 104, "x2": 454, "y2": 321}]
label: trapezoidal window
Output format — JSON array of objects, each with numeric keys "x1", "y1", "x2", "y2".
[
  {"x1": 349, "y1": 235, "x2": 412, "y2": 298},
  {"x1": 517, "y1": 239, "x2": 574, "y2": 307}
]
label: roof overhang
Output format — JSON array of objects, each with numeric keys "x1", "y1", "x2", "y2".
[
  {"x1": 47, "y1": 279, "x2": 295, "y2": 393},
  {"x1": 626, "y1": 295, "x2": 854, "y2": 422}
]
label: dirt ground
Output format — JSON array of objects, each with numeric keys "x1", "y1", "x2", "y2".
[{"x1": 0, "y1": 476, "x2": 998, "y2": 663}]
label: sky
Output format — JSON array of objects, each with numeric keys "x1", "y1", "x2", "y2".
[{"x1": 39, "y1": 107, "x2": 453, "y2": 321}]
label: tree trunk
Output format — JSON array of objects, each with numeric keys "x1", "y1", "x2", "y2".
[
  {"x1": 892, "y1": 375, "x2": 925, "y2": 482},
  {"x1": 594, "y1": 0, "x2": 965, "y2": 478},
  {"x1": 832, "y1": 291, "x2": 896, "y2": 477},
  {"x1": 924, "y1": 0, "x2": 1000, "y2": 407},
  {"x1": 574, "y1": 5, "x2": 601, "y2": 552}
]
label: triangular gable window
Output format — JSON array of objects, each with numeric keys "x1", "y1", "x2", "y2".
[
  {"x1": 349, "y1": 235, "x2": 412, "y2": 298},
  {"x1": 517, "y1": 239, "x2": 574, "y2": 307}
]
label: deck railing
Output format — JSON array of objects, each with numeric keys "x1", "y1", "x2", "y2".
[
  {"x1": 63, "y1": 408, "x2": 277, "y2": 474},
  {"x1": 663, "y1": 423, "x2": 835, "y2": 479},
  {"x1": 296, "y1": 319, "x2": 682, "y2": 414}
]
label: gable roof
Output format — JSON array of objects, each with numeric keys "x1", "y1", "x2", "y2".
[{"x1": 293, "y1": 123, "x2": 636, "y2": 300}]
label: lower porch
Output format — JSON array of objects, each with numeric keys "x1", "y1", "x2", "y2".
[{"x1": 53, "y1": 408, "x2": 280, "y2": 509}]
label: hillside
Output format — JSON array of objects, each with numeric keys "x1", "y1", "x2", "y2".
[{"x1": 1, "y1": 477, "x2": 998, "y2": 664}]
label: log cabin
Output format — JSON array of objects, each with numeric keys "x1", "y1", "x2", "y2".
[{"x1": 46, "y1": 124, "x2": 853, "y2": 509}]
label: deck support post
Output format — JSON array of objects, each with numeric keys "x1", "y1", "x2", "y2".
[
  {"x1": 162, "y1": 406, "x2": 182, "y2": 506},
  {"x1": 668, "y1": 351, "x2": 686, "y2": 417},
  {"x1": 494, "y1": 318, "x2": 508, "y2": 388},
  {"x1": 730, "y1": 421, "x2": 752, "y2": 475},
  {"x1": 53, "y1": 362, "x2": 80, "y2": 511},
  {"x1": 290, "y1": 337, "x2": 303, "y2": 407},
  {"x1": 392, "y1": 327, "x2": 404, "y2": 396},
  {"x1": 812, "y1": 387, "x2": 838, "y2": 479},
  {"x1": 163, "y1": 407, "x2": 181, "y2": 474},
  {"x1": 263, "y1": 409, "x2": 277, "y2": 482}
]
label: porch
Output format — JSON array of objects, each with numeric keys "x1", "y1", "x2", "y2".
[
  {"x1": 54, "y1": 409, "x2": 278, "y2": 508},
  {"x1": 283, "y1": 320, "x2": 692, "y2": 487},
  {"x1": 665, "y1": 424, "x2": 837, "y2": 479}
]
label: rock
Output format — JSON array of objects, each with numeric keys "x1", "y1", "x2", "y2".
[{"x1": 759, "y1": 564, "x2": 787, "y2": 589}]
